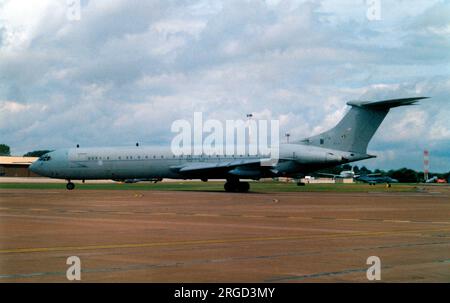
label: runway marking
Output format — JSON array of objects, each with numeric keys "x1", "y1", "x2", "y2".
[
  {"x1": 384, "y1": 220, "x2": 412, "y2": 223},
  {"x1": 287, "y1": 216, "x2": 311, "y2": 220},
  {"x1": 4, "y1": 207, "x2": 450, "y2": 226},
  {"x1": 115, "y1": 211, "x2": 134, "y2": 215},
  {"x1": 193, "y1": 213, "x2": 220, "y2": 217},
  {"x1": 66, "y1": 210, "x2": 89, "y2": 213},
  {"x1": 1, "y1": 227, "x2": 450, "y2": 255}
]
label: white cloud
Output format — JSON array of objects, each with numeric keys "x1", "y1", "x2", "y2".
[
  {"x1": 0, "y1": 0, "x2": 63, "y2": 51},
  {"x1": 383, "y1": 109, "x2": 428, "y2": 141},
  {"x1": 0, "y1": 100, "x2": 30, "y2": 113}
]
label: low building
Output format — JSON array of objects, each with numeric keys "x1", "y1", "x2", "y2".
[
  {"x1": 335, "y1": 177, "x2": 354, "y2": 183},
  {"x1": 301, "y1": 176, "x2": 335, "y2": 184},
  {"x1": 0, "y1": 156, "x2": 39, "y2": 177}
]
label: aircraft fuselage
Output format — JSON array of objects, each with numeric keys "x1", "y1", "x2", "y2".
[{"x1": 29, "y1": 144, "x2": 371, "y2": 181}]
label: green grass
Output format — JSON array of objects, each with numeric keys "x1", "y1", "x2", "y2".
[{"x1": 0, "y1": 181, "x2": 423, "y2": 192}]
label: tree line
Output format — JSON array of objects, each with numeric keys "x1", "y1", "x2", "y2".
[{"x1": 316, "y1": 164, "x2": 450, "y2": 183}]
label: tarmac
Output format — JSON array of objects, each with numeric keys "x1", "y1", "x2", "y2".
[{"x1": 0, "y1": 186, "x2": 449, "y2": 282}]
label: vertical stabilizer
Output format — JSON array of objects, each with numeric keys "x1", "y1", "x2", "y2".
[{"x1": 297, "y1": 97, "x2": 428, "y2": 154}]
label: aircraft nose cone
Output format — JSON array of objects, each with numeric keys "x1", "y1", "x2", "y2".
[
  {"x1": 29, "y1": 161, "x2": 38, "y2": 173},
  {"x1": 29, "y1": 161, "x2": 43, "y2": 176}
]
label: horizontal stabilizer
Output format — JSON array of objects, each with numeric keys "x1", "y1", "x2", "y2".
[{"x1": 347, "y1": 97, "x2": 429, "y2": 110}]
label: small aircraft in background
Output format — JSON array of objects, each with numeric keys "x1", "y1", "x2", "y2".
[
  {"x1": 425, "y1": 176, "x2": 438, "y2": 183},
  {"x1": 318, "y1": 167, "x2": 379, "y2": 179},
  {"x1": 356, "y1": 175, "x2": 398, "y2": 186},
  {"x1": 425, "y1": 176, "x2": 448, "y2": 183}
]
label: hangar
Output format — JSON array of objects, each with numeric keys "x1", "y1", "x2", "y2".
[{"x1": 0, "y1": 156, "x2": 39, "y2": 177}]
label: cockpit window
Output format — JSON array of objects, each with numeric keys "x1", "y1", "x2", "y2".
[{"x1": 38, "y1": 154, "x2": 51, "y2": 161}]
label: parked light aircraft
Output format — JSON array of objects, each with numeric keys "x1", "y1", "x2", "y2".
[
  {"x1": 425, "y1": 176, "x2": 448, "y2": 183},
  {"x1": 425, "y1": 176, "x2": 438, "y2": 183},
  {"x1": 29, "y1": 97, "x2": 428, "y2": 192}
]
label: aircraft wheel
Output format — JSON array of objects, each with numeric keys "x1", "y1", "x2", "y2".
[
  {"x1": 386, "y1": 183, "x2": 391, "y2": 188},
  {"x1": 224, "y1": 182, "x2": 235, "y2": 192},
  {"x1": 297, "y1": 182, "x2": 306, "y2": 186},
  {"x1": 66, "y1": 182, "x2": 75, "y2": 190},
  {"x1": 238, "y1": 182, "x2": 250, "y2": 193}
]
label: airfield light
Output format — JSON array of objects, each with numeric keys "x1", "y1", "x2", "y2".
[{"x1": 285, "y1": 133, "x2": 290, "y2": 143}]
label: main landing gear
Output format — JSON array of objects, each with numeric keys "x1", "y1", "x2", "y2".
[
  {"x1": 66, "y1": 180, "x2": 75, "y2": 190},
  {"x1": 224, "y1": 179, "x2": 250, "y2": 193}
]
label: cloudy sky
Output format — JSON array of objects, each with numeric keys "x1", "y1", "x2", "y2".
[{"x1": 0, "y1": 0, "x2": 449, "y2": 172}]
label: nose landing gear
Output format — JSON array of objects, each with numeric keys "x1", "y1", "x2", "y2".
[{"x1": 66, "y1": 181, "x2": 75, "y2": 190}]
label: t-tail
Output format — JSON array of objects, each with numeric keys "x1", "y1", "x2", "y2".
[{"x1": 298, "y1": 97, "x2": 429, "y2": 154}]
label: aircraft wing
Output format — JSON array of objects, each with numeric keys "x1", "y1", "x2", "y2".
[
  {"x1": 317, "y1": 172, "x2": 339, "y2": 177},
  {"x1": 170, "y1": 158, "x2": 278, "y2": 178},
  {"x1": 173, "y1": 159, "x2": 260, "y2": 173}
]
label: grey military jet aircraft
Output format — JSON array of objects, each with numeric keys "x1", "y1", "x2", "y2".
[
  {"x1": 318, "y1": 166, "x2": 380, "y2": 179},
  {"x1": 29, "y1": 97, "x2": 428, "y2": 192},
  {"x1": 356, "y1": 175, "x2": 399, "y2": 186}
]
